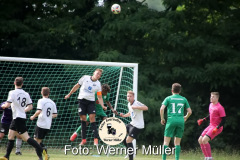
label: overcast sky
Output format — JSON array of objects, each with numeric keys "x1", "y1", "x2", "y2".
[{"x1": 136, "y1": 0, "x2": 165, "y2": 11}]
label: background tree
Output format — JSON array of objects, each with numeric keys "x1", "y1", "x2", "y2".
[{"x1": 0, "y1": 0, "x2": 239, "y2": 150}]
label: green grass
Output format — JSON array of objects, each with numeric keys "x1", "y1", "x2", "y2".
[{"x1": 0, "y1": 148, "x2": 239, "y2": 160}]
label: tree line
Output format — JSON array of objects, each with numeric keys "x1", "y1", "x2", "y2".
[{"x1": 0, "y1": 0, "x2": 240, "y2": 150}]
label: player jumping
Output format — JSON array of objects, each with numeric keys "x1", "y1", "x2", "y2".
[{"x1": 70, "y1": 84, "x2": 118, "y2": 142}]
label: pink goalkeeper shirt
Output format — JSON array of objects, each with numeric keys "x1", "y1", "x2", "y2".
[{"x1": 209, "y1": 102, "x2": 226, "y2": 127}]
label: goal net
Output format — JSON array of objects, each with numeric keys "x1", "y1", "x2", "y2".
[{"x1": 0, "y1": 56, "x2": 138, "y2": 149}]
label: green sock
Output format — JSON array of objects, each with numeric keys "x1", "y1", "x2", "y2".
[
  {"x1": 162, "y1": 145, "x2": 168, "y2": 160},
  {"x1": 76, "y1": 125, "x2": 81, "y2": 133},
  {"x1": 175, "y1": 145, "x2": 181, "y2": 160}
]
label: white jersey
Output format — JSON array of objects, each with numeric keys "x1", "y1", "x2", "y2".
[
  {"x1": 128, "y1": 100, "x2": 145, "y2": 129},
  {"x1": 77, "y1": 75, "x2": 101, "y2": 101},
  {"x1": 7, "y1": 88, "x2": 32, "y2": 119},
  {"x1": 36, "y1": 98, "x2": 57, "y2": 129}
]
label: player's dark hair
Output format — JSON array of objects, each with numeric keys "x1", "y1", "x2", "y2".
[
  {"x1": 15, "y1": 77, "x2": 23, "y2": 86},
  {"x1": 102, "y1": 84, "x2": 110, "y2": 92},
  {"x1": 211, "y1": 92, "x2": 220, "y2": 98},
  {"x1": 42, "y1": 87, "x2": 50, "y2": 96},
  {"x1": 172, "y1": 83, "x2": 181, "y2": 93}
]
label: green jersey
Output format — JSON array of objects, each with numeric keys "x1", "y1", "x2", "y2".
[
  {"x1": 162, "y1": 94, "x2": 190, "y2": 118},
  {"x1": 95, "y1": 92, "x2": 110, "y2": 110}
]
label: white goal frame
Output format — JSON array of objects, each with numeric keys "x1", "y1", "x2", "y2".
[{"x1": 0, "y1": 56, "x2": 139, "y2": 102}]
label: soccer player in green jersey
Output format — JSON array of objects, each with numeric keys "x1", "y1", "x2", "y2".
[
  {"x1": 160, "y1": 83, "x2": 192, "y2": 160},
  {"x1": 70, "y1": 84, "x2": 118, "y2": 142}
]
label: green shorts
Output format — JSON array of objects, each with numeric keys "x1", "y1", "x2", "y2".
[
  {"x1": 96, "y1": 105, "x2": 107, "y2": 118},
  {"x1": 164, "y1": 117, "x2": 184, "y2": 138}
]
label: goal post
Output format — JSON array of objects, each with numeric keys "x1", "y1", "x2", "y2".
[{"x1": 0, "y1": 56, "x2": 138, "y2": 149}]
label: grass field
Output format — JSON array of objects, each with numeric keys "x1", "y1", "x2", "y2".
[{"x1": 0, "y1": 148, "x2": 239, "y2": 160}]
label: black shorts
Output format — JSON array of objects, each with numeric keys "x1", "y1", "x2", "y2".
[
  {"x1": 78, "y1": 99, "x2": 96, "y2": 115},
  {"x1": 0, "y1": 123, "x2": 10, "y2": 135},
  {"x1": 9, "y1": 118, "x2": 28, "y2": 135},
  {"x1": 34, "y1": 126, "x2": 49, "y2": 139},
  {"x1": 126, "y1": 124, "x2": 143, "y2": 139}
]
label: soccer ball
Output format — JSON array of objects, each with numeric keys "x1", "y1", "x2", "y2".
[{"x1": 111, "y1": 4, "x2": 121, "y2": 14}]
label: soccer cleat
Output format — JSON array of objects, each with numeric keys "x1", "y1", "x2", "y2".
[
  {"x1": 70, "y1": 132, "x2": 78, "y2": 142},
  {"x1": 15, "y1": 151, "x2": 22, "y2": 155},
  {"x1": 94, "y1": 138, "x2": 98, "y2": 146},
  {"x1": 42, "y1": 149, "x2": 49, "y2": 160},
  {"x1": 79, "y1": 139, "x2": 87, "y2": 146},
  {"x1": 0, "y1": 157, "x2": 8, "y2": 160}
]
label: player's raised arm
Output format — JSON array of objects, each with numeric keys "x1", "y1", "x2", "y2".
[
  {"x1": 65, "y1": 83, "x2": 80, "y2": 99},
  {"x1": 132, "y1": 105, "x2": 148, "y2": 111}
]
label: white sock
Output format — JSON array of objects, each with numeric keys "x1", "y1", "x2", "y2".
[
  {"x1": 132, "y1": 139, "x2": 136, "y2": 155},
  {"x1": 16, "y1": 138, "x2": 22, "y2": 152}
]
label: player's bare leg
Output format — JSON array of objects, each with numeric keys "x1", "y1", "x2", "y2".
[
  {"x1": 21, "y1": 132, "x2": 48, "y2": 160},
  {"x1": 162, "y1": 136, "x2": 171, "y2": 160},
  {"x1": 199, "y1": 136, "x2": 208, "y2": 159},
  {"x1": 0, "y1": 129, "x2": 17, "y2": 160}
]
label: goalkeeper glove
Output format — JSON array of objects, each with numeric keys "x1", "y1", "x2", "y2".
[
  {"x1": 197, "y1": 119, "x2": 203, "y2": 126},
  {"x1": 212, "y1": 127, "x2": 218, "y2": 134},
  {"x1": 197, "y1": 118, "x2": 207, "y2": 126}
]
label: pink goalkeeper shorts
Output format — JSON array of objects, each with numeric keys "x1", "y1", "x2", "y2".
[{"x1": 201, "y1": 125, "x2": 223, "y2": 140}]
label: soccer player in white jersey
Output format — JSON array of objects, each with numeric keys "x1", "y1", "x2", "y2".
[
  {"x1": 120, "y1": 91, "x2": 148, "y2": 160},
  {"x1": 65, "y1": 68, "x2": 106, "y2": 145},
  {"x1": 30, "y1": 87, "x2": 58, "y2": 156},
  {"x1": 0, "y1": 77, "x2": 48, "y2": 160}
]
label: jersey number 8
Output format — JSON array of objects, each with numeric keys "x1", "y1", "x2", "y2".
[{"x1": 17, "y1": 97, "x2": 27, "y2": 107}]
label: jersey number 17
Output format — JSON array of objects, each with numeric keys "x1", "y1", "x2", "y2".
[{"x1": 171, "y1": 103, "x2": 184, "y2": 114}]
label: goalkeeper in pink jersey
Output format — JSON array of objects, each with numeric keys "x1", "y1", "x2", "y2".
[{"x1": 197, "y1": 92, "x2": 226, "y2": 160}]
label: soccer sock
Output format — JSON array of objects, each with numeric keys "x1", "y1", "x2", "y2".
[
  {"x1": 200, "y1": 144, "x2": 207, "y2": 157},
  {"x1": 86, "y1": 115, "x2": 90, "y2": 122},
  {"x1": 4, "y1": 140, "x2": 14, "y2": 158},
  {"x1": 123, "y1": 137, "x2": 127, "y2": 147},
  {"x1": 27, "y1": 138, "x2": 43, "y2": 159},
  {"x1": 90, "y1": 122, "x2": 98, "y2": 138},
  {"x1": 127, "y1": 142, "x2": 134, "y2": 160},
  {"x1": 16, "y1": 138, "x2": 22, "y2": 152},
  {"x1": 40, "y1": 142, "x2": 47, "y2": 153},
  {"x1": 204, "y1": 143, "x2": 212, "y2": 157},
  {"x1": 76, "y1": 126, "x2": 82, "y2": 134},
  {"x1": 132, "y1": 139, "x2": 136, "y2": 155},
  {"x1": 175, "y1": 145, "x2": 181, "y2": 160},
  {"x1": 162, "y1": 145, "x2": 168, "y2": 160},
  {"x1": 81, "y1": 121, "x2": 87, "y2": 139}
]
